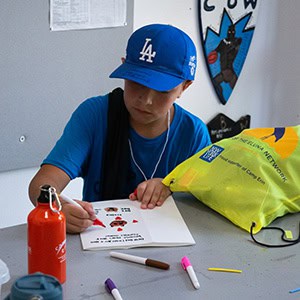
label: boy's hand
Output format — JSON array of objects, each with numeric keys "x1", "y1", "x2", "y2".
[
  {"x1": 129, "y1": 178, "x2": 172, "y2": 209},
  {"x1": 61, "y1": 200, "x2": 96, "y2": 233}
]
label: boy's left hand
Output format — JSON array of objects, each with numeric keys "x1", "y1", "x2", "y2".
[{"x1": 129, "y1": 178, "x2": 172, "y2": 209}]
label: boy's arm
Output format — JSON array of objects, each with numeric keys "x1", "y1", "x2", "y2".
[
  {"x1": 29, "y1": 164, "x2": 96, "y2": 233},
  {"x1": 28, "y1": 164, "x2": 70, "y2": 206}
]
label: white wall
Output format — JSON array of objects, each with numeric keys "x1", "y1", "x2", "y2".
[
  {"x1": 134, "y1": 0, "x2": 300, "y2": 128},
  {"x1": 0, "y1": 168, "x2": 83, "y2": 228},
  {"x1": 1, "y1": 0, "x2": 299, "y2": 228}
]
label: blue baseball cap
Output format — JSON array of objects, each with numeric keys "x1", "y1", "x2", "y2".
[{"x1": 110, "y1": 24, "x2": 197, "y2": 92}]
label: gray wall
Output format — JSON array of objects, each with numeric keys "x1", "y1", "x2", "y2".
[{"x1": 0, "y1": 0, "x2": 133, "y2": 171}]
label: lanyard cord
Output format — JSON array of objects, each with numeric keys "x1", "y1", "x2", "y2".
[{"x1": 128, "y1": 109, "x2": 170, "y2": 181}]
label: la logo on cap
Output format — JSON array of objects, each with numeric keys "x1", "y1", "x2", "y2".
[{"x1": 139, "y1": 38, "x2": 156, "y2": 63}]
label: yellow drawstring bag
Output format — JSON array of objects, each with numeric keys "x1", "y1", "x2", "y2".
[{"x1": 163, "y1": 126, "x2": 300, "y2": 234}]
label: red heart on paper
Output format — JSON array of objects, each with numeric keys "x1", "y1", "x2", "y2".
[
  {"x1": 132, "y1": 219, "x2": 138, "y2": 223},
  {"x1": 117, "y1": 227, "x2": 123, "y2": 232}
]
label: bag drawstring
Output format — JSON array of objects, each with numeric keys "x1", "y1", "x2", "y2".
[{"x1": 250, "y1": 221, "x2": 300, "y2": 248}]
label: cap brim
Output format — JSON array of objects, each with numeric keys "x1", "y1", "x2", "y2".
[{"x1": 109, "y1": 62, "x2": 184, "y2": 92}]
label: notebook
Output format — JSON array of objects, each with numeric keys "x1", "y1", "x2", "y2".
[{"x1": 80, "y1": 196, "x2": 195, "y2": 250}]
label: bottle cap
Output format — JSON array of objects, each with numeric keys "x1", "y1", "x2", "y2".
[
  {"x1": 5, "y1": 272, "x2": 62, "y2": 300},
  {"x1": 38, "y1": 185, "x2": 52, "y2": 203}
]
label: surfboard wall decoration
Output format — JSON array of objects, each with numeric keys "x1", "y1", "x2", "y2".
[{"x1": 199, "y1": 1, "x2": 260, "y2": 105}]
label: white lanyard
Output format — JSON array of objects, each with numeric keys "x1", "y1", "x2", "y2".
[{"x1": 128, "y1": 110, "x2": 170, "y2": 181}]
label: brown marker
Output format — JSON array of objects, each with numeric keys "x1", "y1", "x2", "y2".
[{"x1": 110, "y1": 251, "x2": 170, "y2": 270}]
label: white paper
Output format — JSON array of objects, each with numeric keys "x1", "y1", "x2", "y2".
[
  {"x1": 50, "y1": 0, "x2": 127, "y2": 31},
  {"x1": 80, "y1": 196, "x2": 195, "y2": 250}
]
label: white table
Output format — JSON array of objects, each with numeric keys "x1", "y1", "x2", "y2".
[{"x1": 1, "y1": 193, "x2": 300, "y2": 299}]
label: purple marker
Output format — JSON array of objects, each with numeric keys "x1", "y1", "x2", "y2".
[{"x1": 105, "y1": 278, "x2": 123, "y2": 300}]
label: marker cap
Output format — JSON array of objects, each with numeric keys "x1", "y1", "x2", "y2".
[
  {"x1": 105, "y1": 278, "x2": 116, "y2": 293},
  {"x1": 181, "y1": 256, "x2": 192, "y2": 270}
]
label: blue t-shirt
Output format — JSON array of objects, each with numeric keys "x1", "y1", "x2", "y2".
[{"x1": 43, "y1": 93, "x2": 211, "y2": 201}]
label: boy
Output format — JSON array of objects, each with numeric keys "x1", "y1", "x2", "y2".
[{"x1": 29, "y1": 24, "x2": 211, "y2": 233}]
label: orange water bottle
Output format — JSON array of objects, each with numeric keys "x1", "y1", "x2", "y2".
[{"x1": 27, "y1": 184, "x2": 66, "y2": 284}]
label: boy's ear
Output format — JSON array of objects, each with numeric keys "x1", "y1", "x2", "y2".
[
  {"x1": 182, "y1": 80, "x2": 193, "y2": 91},
  {"x1": 177, "y1": 81, "x2": 193, "y2": 99}
]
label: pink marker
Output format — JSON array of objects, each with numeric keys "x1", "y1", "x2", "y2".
[{"x1": 181, "y1": 256, "x2": 200, "y2": 289}]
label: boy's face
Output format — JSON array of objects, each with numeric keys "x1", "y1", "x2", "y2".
[{"x1": 123, "y1": 80, "x2": 190, "y2": 128}]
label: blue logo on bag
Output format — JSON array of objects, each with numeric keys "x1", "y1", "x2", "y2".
[{"x1": 200, "y1": 145, "x2": 224, "y2": 162}]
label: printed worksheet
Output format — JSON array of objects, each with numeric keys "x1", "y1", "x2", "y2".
[
  {"x1": 80, "y1": 196, "x2": 195, "y2": 250},
  {"x1": 50, "y1": 0, "x2": 127, "y2": 31}
]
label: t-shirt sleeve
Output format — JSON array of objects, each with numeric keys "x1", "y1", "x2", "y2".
[
  {"x1": 43, "y1": 97, "x2": 106, "y2": 179},
  {"x1": 170, "y1": 105, "x2": 212, "y2": 167},
  {"x1": 191, "y1": 121, "x2": 212, "y2": 154}
]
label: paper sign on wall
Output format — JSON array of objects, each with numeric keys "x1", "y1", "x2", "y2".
[{"x1": 50, "y1": 0, "x2": 127, "y2": 31}]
